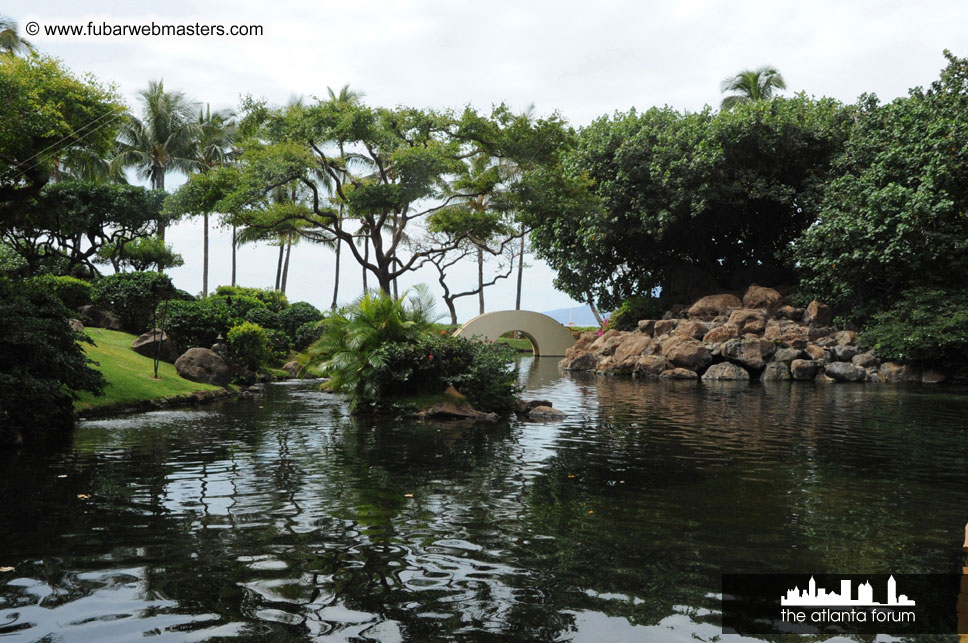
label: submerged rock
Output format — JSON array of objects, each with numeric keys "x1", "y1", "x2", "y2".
[{"x1": 702, "y1": 362, "x2": 750, "y2": 381}]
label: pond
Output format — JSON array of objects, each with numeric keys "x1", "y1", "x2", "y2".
[{"x1": 1, "y1": 358, "x2": 966, "y2": 641}]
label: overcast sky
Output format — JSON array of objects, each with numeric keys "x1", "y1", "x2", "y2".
[{"x1": 13, "y1": 0, "x2": 968, "y2": 321}]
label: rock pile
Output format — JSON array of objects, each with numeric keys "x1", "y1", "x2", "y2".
[{"x1": 559, "y1": 285, "x2": 944, "y2": 384}]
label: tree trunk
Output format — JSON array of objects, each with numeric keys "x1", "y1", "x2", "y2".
[
  {"x1": 155, "y1": 171, "x2": 166, "y2": 242},
  {"x1": 587, "y1": 293, "x2": 604, "y2": 326},
  {"x1": 362, "y1": 238, "x2": 368, "y2": 293},
  {"x1": 231, "y1": 225, "x2": 237, "y2": 287},
  {"x1": 515, "y1": 231, "x2": 525, "y2": 310},
  {"x1": 275, "y1": 243, "x2": 284, "y2": 290},
  {"x1": 281, "y1": 238, "x2": 292, "y2": 294},
  {"x1": 445, "y1": 297, "x2": 457, "y2": 326},
  {"x1": 202, "y1": 212, "x2": 209, "y2": 297},
  {"x1": 478, "y1": 246, "x2": 484, "y2": 314},
  {"x1": 331, "y1": 237, "x2": 341, "y2": 310}
]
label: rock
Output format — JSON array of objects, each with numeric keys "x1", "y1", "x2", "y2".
[
  {"x1": 790, "y1": 359, "x2": 820, "y2": 381},
  {"x1": 686, "y1": 293, "x2": 742, "y2": 320},
  {"x1": 69, "y1": 318, "x2": 85, "y2": 332},
  {"x1": 637, "y1": 319, "x2": 656, "y2": 335},
  {"x1": 832, "y1": 345, "x2": 859, "y2": 362},
  {"x1": 633, "y1": 355, "x2": 672, "y2": 378},
  {"x1": 283, "y1": 360, "x2": 303, "y2": 377},
  {"x1": 764, "y1": 320, "x2": 809, "y2": 348},
  {"x1": 703, "y1": 323, "x2": 740, "y2": 345},
  {"x1": 879, "y1": 362, "x2": 921, "y2": 383},
  {"x1": 803, "y1": 301, "x2": 833, "y2": 327},
  {"x1": 722, "y1": 337, "x2": 776, "y2": 371},
  {"x1": 702, "y1": 362, "x2": 750, "y2": 381},
  {"x1": 776, "y1": 305, "x2": 804, "y2": 321},
  {"x1": 772, "y1": 347, "x2": 802, "y2": 363},
  {"x1": 659, "y1": 336, "x2": 713, "y2": 372},
  {"x1": 834, "y1": 330, "x2": 859, "y2": 346},
  {"x1": 674, "y1": 320, "x2": 707, "y2": 340},
  {"x1": 808, "y1": 326, "x2": 834, "y2": 341},
  {"x1": 417, "y1": 400, "x2": 498, "y2": 422},
  {"x1": 598, "y1": 334, "x2": 625, "y2": 356},
  {"x1": 922, "y1": 370, "x2": 946, "y2": 384},
  {"x1": 727, "y1": 309, "x2": 768, "y2": 335},
  {"x1": 612, "y1": 334, "x2": 654, "y2": 365},
  {"x1": 824, "y1": 362, "x2": 867, "y2": 382},
  {"x1": 742, "y1": 284, "x2": 783, "y2": 311},
  {"x1": 444, "y1": 385, "x2": 466, "y2": 399},
  {"x1": 851, "y1": 353, "x2": 880, "y2": 369},
  {"x1": 559, "y1": 351, "x2": 599, "y2": 371},
  {"x1": 653, "y1": 319, "x2": 679, "y2": 337},
  {"x1": 659, "y1": 368, "x2": 699, "y2": 380},
  {"x1": 588, "y1": 329, "x2": 620, "y2": 353},
  {"x1": 78, "y1": 305, "x2": 123, "y2": 330},
  {"x1": 803, "y1": 344, "x2": 826, "y2": 361},
  {"x1": 132, "y1": 328, "x2": 178, "y2": 363},
  {"x1": 762, "y1": 362, "x2": 792, "y2": 381},
  {"x1": 528, "y1": 405, "x2": 567, "y2": 419},
  {"x1": 174, "y1": 348, "x2": 232, "y2": 386}
]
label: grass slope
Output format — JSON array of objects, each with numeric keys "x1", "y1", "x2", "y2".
[{"x1": 75, "y1": 328, "x2": 222, "y2": 410}]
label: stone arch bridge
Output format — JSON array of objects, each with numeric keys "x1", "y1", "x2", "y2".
[{"x1": 453, "y1": 310, "x2": 576, "y2": 357}]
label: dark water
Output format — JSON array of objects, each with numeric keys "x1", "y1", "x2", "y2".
[{"x1": 1, "y1": 358, "x2": 966, "y2": 642}]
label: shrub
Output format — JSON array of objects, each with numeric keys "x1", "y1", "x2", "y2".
[
  {"x1": 161, "y1": 299, "x2": 232, "y2": 352},
  {"x1": 278, "y1": 301, "x2": 324, "y2": 339},
  {"x1": 860, "y1": 287, "x2": 968, "y2": 372},
  {"x1": 209, "y1": 293, "x2": 267, "y2": 322},
  {"x1": 264, "y1": 328, "x2": 292, "y2": 362},
  {"x1": 0, "y1": 278, "x2": 104, "y2": 444},
  {"x1": 214, "y1": 285, "x2": 288, "y2": 312},
  {"x1": 31, "y1": 275, "x2": 92, "y2": 310},
  {"x1": 608, "y1": 295, "x2": 665, "y2": 331},
  {"x1": 294, "y1": 320, "x2": 326, "y2": 351},
  {"x1": 91, "y1": 271, "x2": 175, "y2": 333},
  {"x1": 245, "y1": 306, "x2": 279, "y2": 330},
  {"x1": 227, "y1": 322, "x2": 270, "y2": 372}
]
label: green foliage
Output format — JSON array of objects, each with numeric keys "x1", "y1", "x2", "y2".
[
  {"x1": 227, "y1": 322, "x2": 270, "y2": 372},
  {"x1": 263, "y1": 328, "x2": 292, "y2": 362},
  {"x1": 96, "y1": 236, "x2": 183, "y2": 272},
  {"x1": 209, "y1": 293, "x2": 267, "y2": 320},
  {"x1": 796, "y1": 51, "x2": 968, "y2": 318},
  {"x1": 294, "y1": 320, "x2": 326, "y2": 351},
  {"x1": 30, "y1": 275, "x2": 92, "y2": 310},
  {"x1": 244, "y1": 306, "x2": 279, "y2": 330},
  {"x1": 860, "y1": 288, "x2": 968, "y2": 370},
  {"x1": 0, "y1": 242, "x2": 26, "y2": 277},
  {"x1": 277, "y1": 301, "x2": 324, "y2": 338},
  {"x1": 527, "y1": 95, "x2": 848, "y2": 309},
  {"x1": 91, "y1": 271, "x2": 175, "y2": 333},
  {"x1": 161, "y1": 299, "x2": 231, "y2": 353},
  {"x1": 214, "y1": 285, "x2": 288, "y2": 312},
  {"x1": 0, "y1": 278, "x2": 104, "y2": 442},
  {"x1": 608, "y1": 295, "x2": 665, "y2": 331},
  {"x1": 369, "y1": 334, "x2": 519, "y2": 415}
]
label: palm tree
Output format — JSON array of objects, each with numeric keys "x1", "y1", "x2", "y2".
[
  {"x1": 720, "y1": 66, "x2": 786, "y2": 109},
  {"x1": 195, "y1": 104, "x2": 236, "y2": 296},
  {"x1": 113, "y1": 80, "x2": 201, "y2": 239},
  {"x1": 0, "y1": 17, "x2": 35, "y2": 56}
]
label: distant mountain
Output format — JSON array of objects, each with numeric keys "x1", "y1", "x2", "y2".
[{"x1": 541, "y1": 305, "x2": 604, "y2": 327}]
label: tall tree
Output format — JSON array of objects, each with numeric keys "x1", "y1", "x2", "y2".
[
  {"x1": 195, "y1": 104, "x2": 236, "y2": 295},
  {"x1": 720, "y1": 66, "x2": 786, "y2": 109},
  {"x1": 113, "y1": 80, "x2": 200, "y2": 239},
  {"x1": 0, "y1": 16, "x2": 35, "y2": 56}
]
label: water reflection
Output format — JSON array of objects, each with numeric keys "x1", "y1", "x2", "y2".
[{"x1": 0, "y1": 367, "x2": 966, "y2": 641}]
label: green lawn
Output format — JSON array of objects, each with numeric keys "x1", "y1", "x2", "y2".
[
  {"x1": 75, "y1": 328, "x2": 222, "y2": 410},
  {"x1": 495, "y1": 336, "x2": 535, "y2": 352}
]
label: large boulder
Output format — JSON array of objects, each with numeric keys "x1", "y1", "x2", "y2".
[
  {"x1": 559, "y1": 351, "x2": 598, "y2": 371},
  {"x1": 832, "y1": 345, "x2": 859, "y2": 362},
  {"x1": 612, "y1": 333, "x2": 654, "y2": 365},
  {"x1": 824, "y1": 362, "x2": 867, "y2": 382},
  {"x1": 762, "y1": 362, "x2": 792, "y2": 381},
  {"x1": 637, "y1": 319, "x2": 656, "y2": 335},
  {"x1": 686, "y1": 294, "x2": 742, "y2": 320},
  {"x1": 879, "y1": 362, "x2": 921, "y2": 383},
  {"x1": 659, "y1": 336, "x2": 713, "y2": 372},
  {"x1": 528, "y1": 405, "x2": 567, "y2": 420},
  {"x1": 772, "y1": 347, "x2": 802, "y2": 363},
  {"x1": 633, "y1": 355, "x2": 672, "y2": 378},
  {"x1": 742, "y1": 285, "x2": 783, "y2": 311},
  {"x1": 653, "y1": 319, "x2": 679, "y2": 337},
  {"x1": 790, "y1": 359, "x2": 821, "y2": 381},
  {"x1": 78, "y1": 305, "x2": 121, "y2": 330},
  {"x1": 702, "y1": 362, "x2": 750, "y2": 381},
  {"x1": 174, "y1": 348, "x2": 232, "y2": 386},
  {"x1": 674, "y1": 320, "x2": 707, "y2": 340},
  {"x1": 132, "y1": 329, "x2": 178, "y2": 363},
  {"x1": 722, "y1": 337, "x2": 776, "y2": 371},
  {"x1": 764, "y1": 320, "x2": 809, "y2": 348},
  {"x1": 416, "y1": 400, "x2": 498, "y2": 422},
  {"x1": 803, "y1": 300, "x2": 833, "y2": 327},
  {"x1": 703, "y1": 323, "x2": 739, "y2": 345},
  {"x1": 659, "y1": 367, "x2": 699, "y2": 380},
  {"x1": 727, "y1": 309, "x2": 768, "y2": 335},
  {"x1": 852, "y1": 353, "x2": 880, "y2": 369}
]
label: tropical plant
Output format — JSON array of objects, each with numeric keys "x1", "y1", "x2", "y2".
[
  {"x1": 720, "y1": 66, "x2": 786, "y2": 109},
  {"x1": 0, "y1": 16, "x2": 35, "y2": 56},
  {"x1": 227, "y1": 321, "x2": 269, "y2": 371},
  {"x1": 95, "y1": 236, "x2": 184, "y2": 272},
  {"x1": 194, "y1": 104, "x2": 236, "y2": 295},
  {"x1": 160, "y1": 298, "x2": 231, "y2": 352},
  {"x1": 113, "y1": 80, "x2": 201, "y2": 239},
  {"x1": 91, "y1": 270, "x2": 175, "y2": 333}
]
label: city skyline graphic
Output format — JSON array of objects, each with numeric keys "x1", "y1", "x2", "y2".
[{"x1": 781, "y1": 576, "x2": 916, "y2": 607}]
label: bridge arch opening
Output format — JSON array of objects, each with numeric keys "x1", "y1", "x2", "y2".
[{"x1": 453, "y1": 310, "x2": 575, "y2": 357}]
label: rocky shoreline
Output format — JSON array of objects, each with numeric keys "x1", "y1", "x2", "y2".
[
  {"x1": 76, "y1": 388, "x2": 238, "y2": 420},
  {"x1": 559, "y1": 286, "x2": 945, "y2": 384}
]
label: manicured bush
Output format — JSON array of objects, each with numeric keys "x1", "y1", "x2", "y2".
[
  {"x1": 214, "y1": 285, "x2": 288, "y2": 312},
  {"x1": 91, "y1": 271, "x2": 175, "y2": 333},
  {"x1": 227, "y1": 322, "x2": 270, "y2": 372},
  {"x1": 608, "y1": 295, "x2": 665, "y2": 331},
  {"x1": 161, "y1": 299, "x2": 232, "y2": 352},
  {"x1": 31, "y1": 275, "x2": 92, "y2": 310},
  {"x1": 294, "y1": 320, "x2": 326, "y2": 351},
  {"x1": 245, "y1": 306, "x2": 279, "y2": 330},
  {"x1": 860, "y1": 287, "x2": 968, "y2": 372},
  {"x1": 263, "y1": 328, "x2": 292, "y2": 362},
  {"x1": 0, "y1": 278, "x2": 104, "y2": 444},
  {"x1": 277, "y1": 301, "x2": 324, "y2": 339},
  {"x1": 209, "y1": 293, "x2": 267, "y2": 321}
]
